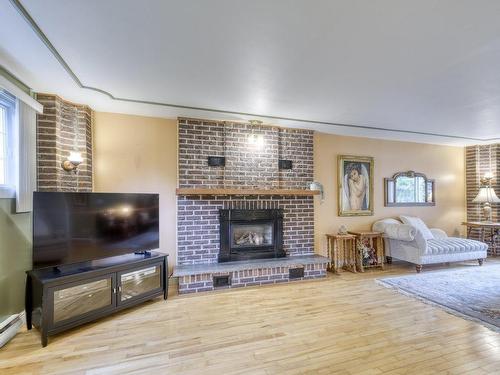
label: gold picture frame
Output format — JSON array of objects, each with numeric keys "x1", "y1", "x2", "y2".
[{"x1": 338, "y1": 155, "x2": 374, "y2": 216}]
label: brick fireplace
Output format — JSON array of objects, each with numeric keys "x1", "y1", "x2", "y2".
[
  {"x1": 174, "y1": 118, "x2": 327, "y2": 293},
  {"x1": 177, "y1": 195, "x2": 314, "y2": 265}
]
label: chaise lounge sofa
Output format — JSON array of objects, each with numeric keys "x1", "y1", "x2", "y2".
[{"x1": 373, "y1": 216, "x2": 488, "y2": 272}]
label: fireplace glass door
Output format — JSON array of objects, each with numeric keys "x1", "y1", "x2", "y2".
[
  {"x1": 232, "y1": 223, "x2": 273, "y2": 248},
  {"x1": 219, "y1": 209, "x2": 285, "y2": 262}
]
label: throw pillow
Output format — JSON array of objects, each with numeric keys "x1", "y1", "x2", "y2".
[{"x1": 399, "y1": 215, "x2": 434, "y2": 240}]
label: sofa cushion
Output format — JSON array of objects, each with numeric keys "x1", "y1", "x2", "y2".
[
  {"x1": 400, "y1": 215, "x2": 434, "y2": 240},
  {"x1": 426, "y1": 238, "x2": 488, "y2": 255}
]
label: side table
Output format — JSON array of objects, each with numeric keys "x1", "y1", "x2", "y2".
[
  {"x1": 462, "y1": 221, "x2": 499, "y2": 256},
  {"x1": 325, "y1": 234, "x2": 358, "y2": 273},
  {"x1": 348, "y1": 231, "x2": 385, "y2": 272}
]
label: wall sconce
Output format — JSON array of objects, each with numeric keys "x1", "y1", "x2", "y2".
[
  {"x1": 62, "y1": 151, "x2": 83, "y2": 173},
  {"x1": 248, "y1": 120, "x2": 265, "y2": 150},
  {"x1": 248, "y1": 134, "x2": 264, "y2": 149},
  {"x1": 310, "y1": 181, "x2": 325, "y2": 203}
]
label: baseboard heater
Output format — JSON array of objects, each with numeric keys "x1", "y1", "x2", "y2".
[{"x1": 0, "y1": 312, "x2": 24, "y2": 348}]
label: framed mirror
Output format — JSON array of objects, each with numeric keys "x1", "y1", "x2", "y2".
[{"x1": 385, "y1": 171, "x2": 435, "y2": 207}]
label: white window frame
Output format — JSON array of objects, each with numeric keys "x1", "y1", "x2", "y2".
[{"x1": 0, "y1": 90, "x2": 16, "y2": 198}]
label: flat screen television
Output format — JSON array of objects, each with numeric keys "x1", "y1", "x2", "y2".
[{"x1": 33, "y1": 192, "x2": 160, "y2": 269}]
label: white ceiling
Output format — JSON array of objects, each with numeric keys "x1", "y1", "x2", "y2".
[{"x1": 1, "y1": 0, "x2": 500, "y2": 145}]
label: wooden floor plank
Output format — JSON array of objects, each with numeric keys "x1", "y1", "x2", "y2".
[{"x1": 0, "y1": 260, "x2": 498, "y2": 374}]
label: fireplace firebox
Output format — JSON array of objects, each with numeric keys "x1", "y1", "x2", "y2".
[{"x1": 219, "y1": 209, "x2": 285, "y2": 262}]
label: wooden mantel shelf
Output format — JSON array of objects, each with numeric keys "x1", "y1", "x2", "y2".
[{"x1": 176, "y1": 188, "x2": 320, "y2": 196}]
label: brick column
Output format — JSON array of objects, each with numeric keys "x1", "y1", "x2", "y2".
[
  {"x1": 36, "y1": 94, "x2": 93, "y2": 192},
  {"x1": 465, "y1": 144, "x2": 500, "y2": 247}
]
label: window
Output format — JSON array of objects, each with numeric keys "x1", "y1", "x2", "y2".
[
  {"x1": 0, "y1": 90, "x2": 16, "y2": 198},
  {"x1": 385, "y1": 171, "x2": 435, "y2": 207},
  {"x1": 0, "y1": 106, "x2": 6, "y2": 184}
]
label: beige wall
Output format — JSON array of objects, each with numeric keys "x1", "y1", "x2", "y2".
[
  {"x1": 314, "y1": 132, "x2": 466, "y2": 255},
  {"x1": 93, "y1": 112, "x2": 178, "y2": 267},
  {"x1": 93, "y1": 113, "x2": 466, "y2": 263}
]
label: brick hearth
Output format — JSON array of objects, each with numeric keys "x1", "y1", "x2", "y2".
[{"x1": 174, "y1": 255, "x2": 328, "y2": 294}]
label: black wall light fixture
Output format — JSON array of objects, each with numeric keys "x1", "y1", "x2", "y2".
[
  {"x1": 278, "y1": 159, "x2": 293, "y2": 170},
  {"x1": 208, "y1": 156, "x2": 226, "y2": 167}
]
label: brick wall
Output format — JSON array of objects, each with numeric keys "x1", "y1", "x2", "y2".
[
  {"x1": 223, "y1": 122, "x2": 280, "y2": 189},
  {"x1": 178, "y1": 118, "x2": 314, "y2": 189},
  {"x1": 36, "y1": 94, "x2": 93, "y2": 192},
  {"x1": 177, "y1": 118, "x2": 315, "y2": 265},
  {"x1": 465, "y1": 144, "x2": 499, "y2": 253},
  {"x1": 278, "y1": 128, "x2": 315, "y2": 189}
]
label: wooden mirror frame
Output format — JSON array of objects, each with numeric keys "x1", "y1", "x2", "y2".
[{"x1": 384, "y1": 171, "x2": 435, "y2": 207}]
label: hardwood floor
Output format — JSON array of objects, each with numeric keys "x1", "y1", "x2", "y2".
[{"x1": 1, "y1": 260, "x2": 499, "y2": 375}]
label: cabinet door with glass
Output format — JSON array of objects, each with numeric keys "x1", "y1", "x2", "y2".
[
  {"x1": 117, "y1": 262, "x2": 164, "y2": 306},
  {"x1": 49, "y1": 274, "x2": 116, "y2": 327}
]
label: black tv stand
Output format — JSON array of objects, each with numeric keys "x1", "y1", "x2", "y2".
[{"x1": 26, "y1": 251, "x2": 168, "y2": 347}]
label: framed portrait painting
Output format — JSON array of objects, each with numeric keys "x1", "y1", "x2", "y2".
[{"x1": 338, "y1": 155, "x2": 374, "y2": 216}]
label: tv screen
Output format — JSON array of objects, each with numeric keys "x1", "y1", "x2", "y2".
[{"x1": 33, "y1": 192, "x2": 159, "y2": 269}]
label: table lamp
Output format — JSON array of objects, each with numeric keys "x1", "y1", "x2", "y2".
[{"x1": 472, "y1": 184, "x2": 500, "y2": 222}]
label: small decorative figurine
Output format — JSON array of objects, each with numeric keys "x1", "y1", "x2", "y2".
[
  {"x1": 338, "y1": 224, "x2": 348, "y2": 235},
  {"x1": 356, "y1": 237, "x2": 379, "y2": 266}
]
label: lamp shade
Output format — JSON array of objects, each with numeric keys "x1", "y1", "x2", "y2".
[{"x1": 472, "y1": 187, "x2": 500, "y2": 203}]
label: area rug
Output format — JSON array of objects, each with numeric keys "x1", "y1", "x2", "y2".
[{"x1": 377, "y1": 264, "x2": 500, "y2": 332}]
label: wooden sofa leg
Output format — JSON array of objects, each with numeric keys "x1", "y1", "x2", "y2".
[
  {"x1": 478, "y1": 259, "x2": 484, "y2": 266},
  {"x1": 416, "y1": 264, "x2": 422, "y2": 273},
  {"x1": 386, "y1": 256, "x2": 392, "y2": 264}
]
